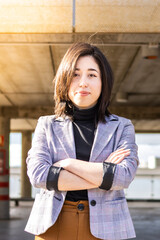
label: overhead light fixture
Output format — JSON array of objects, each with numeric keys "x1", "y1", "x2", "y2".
[
  {"x1": 142, "y1": 44, "x2": 160, "y2": 59},
  {"x1": 116, "y1": 92, "x2": 128, "y2": 103}
]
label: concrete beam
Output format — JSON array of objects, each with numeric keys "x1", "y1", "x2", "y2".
[
  {"x1": 0, "y1": 1, "x2": 160, "y2": 34},
  {"x1": 132, "y1": 119, "x2": 160, "y2": 133},
  {"x1": 0, "y1": 1, "x2": 72, "y2": 33},
  {"x1": 0, "y1": 106, "x2": 160, "y2": 120},
  {"x1": 11, "y1": 119, "x2": 37, "y2": 132},
  {"x1": 0, "y1": 106, "x2": 53, "y2": 119},
  {"x1": 109, "y1": 106, "x2": 160, "y2": 120},
  {"x1": 0, "y1": 33, "x2": 160, "y2": 45},
  {"x1": 76, "y1": 0, "x2": 160, "y2": 33}
]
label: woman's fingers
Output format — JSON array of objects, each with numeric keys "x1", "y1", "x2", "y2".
[
  {"x1": 108, "y1": 148, "x2": 129, "y2": 160},
  {"x1": 107, "y1": 150, "x2": 130, "y2": 162},
  {"x1": 53, "y1": 161, "x2": 61, "y2": 167},
  {"x1": 105, "y1": 148, "x2": 130, "y2": 164},
  {"x1": 113, "y1": 148, "x2": 129, "y2": 154},
  {"x1": 110, "y1": 149, "x2": 130, "y2": 157},
  {"x1": 113, "y1": 154, "x2": 128, "y2": 164}
]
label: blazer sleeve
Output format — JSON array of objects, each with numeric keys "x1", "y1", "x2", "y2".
[
  {"x1": 26, "y1": 117, "x2": 52, "y2": 189},
  {"x1": 110, "y1": 119, "x2": 139, "y2": 191}
]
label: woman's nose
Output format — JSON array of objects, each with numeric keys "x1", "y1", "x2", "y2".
[{"x1": 79, "y1": 75, "x2": 88, "y2": 87}]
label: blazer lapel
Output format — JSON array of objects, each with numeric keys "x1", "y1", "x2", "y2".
[
  {"x1": 53, "y1": 118, "x2": 76, "y2": 159},
  {"x1": 90, "y1": 115, "x2": 120, "y2": 162}
]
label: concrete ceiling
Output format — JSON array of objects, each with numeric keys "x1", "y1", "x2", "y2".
[
  {"x1": 0, "y1": 43, "x2": 160, "y2": 108},
  {"x1": 0, "y1": 1, "x2": 160, "y2": 132},
  {"x1": 0, "y1": 36, "x2": 159, "y2": 132},
  {"x1": 0, "y1": 45, "x2": 54, "y2": 107},
  {"x1": 0, "y1": 1, "x2": 160, "y2": 33}
]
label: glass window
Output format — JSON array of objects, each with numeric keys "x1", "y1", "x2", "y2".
[
  {"x1": 135, "y1": 133, "x2": 160, "y2": 169},
  {"x1": 9, "y1": 132, "x2": 22, "y2": 167}
]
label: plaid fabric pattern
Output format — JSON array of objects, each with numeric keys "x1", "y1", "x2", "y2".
[{"x1": 25, "y1": 114, "x2": 138, "y2": 239}]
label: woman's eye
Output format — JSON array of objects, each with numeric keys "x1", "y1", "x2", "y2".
[
  {"x1": 89, "y1": 74, "x2": 96, "y2": 77},
  {"x1": 74, "y1": 73, "x2": 79, "y2": 77}
]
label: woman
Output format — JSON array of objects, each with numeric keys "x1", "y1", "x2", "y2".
[{"x1": 25, "y1": 42, "x2": 138, "y2": 240}]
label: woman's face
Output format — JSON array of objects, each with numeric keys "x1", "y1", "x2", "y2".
[{"x1": 68, "y1": 55, "x2": 102, "y2": 109}]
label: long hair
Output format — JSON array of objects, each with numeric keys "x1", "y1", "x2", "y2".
[{"x1": 53, "y1": 42, "x2": 114, "y2": 122}]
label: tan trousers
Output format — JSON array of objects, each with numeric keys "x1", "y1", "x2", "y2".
[{"x1": 35, "y1": 200, "x2": 99, "y2": 240}]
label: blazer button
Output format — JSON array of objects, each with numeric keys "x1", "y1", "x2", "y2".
[
  {"x1": 77, "y1": 203, "x2": 84, "y2": 211},
  {"x1": 90, "y1": 200, "x2": 96, "y2": 206}
]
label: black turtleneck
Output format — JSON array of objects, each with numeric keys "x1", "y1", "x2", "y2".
[{"x1": 66, "y1": 105, "x2": 97, "y2": 201}]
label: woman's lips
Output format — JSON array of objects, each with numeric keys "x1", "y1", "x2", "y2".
[{"x1": 76, "y1": 91, "x2": 90, "y2": 96}]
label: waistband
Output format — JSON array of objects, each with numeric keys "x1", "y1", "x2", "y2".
[
  {"x1": 62, "y1": 200, "x2": 89, "y2": 213},
  {"x1": 64, "y1": 200, "x2": 89, "y2": 206}
]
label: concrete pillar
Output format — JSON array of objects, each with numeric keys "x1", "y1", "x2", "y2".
[
  {"x1": 21, "y1": 131, "x2": 32, "y2": 198},
  {"x1": 0, "y1": 116, "x2": 10, "y2": 219}
]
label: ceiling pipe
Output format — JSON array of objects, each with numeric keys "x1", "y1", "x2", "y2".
[{"x1": 72, "y1": 0, "x2": 76, "y2": 33}]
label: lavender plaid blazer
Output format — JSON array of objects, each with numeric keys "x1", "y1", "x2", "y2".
[{"x1": 25, "y1": 114, "x2": 138, "y2": 240}]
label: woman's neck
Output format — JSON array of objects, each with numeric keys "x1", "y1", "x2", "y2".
[{"x1": 72, "y1": 104, "x2": 98, "y2": 122}]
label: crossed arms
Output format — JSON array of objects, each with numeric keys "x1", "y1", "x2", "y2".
[{"x1": 51, "y1": 148, "x2": 130, "y2": 191}]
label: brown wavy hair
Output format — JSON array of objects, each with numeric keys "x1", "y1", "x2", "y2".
[{"x1": 53, "y1": 42, "x2": 114, "y2": 122}]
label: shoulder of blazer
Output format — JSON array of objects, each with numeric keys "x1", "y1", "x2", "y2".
[
  {"x1": 105, "y1": 114, "x2": 131, "y2": 124},
  {"x1": 37, "y1": 115, "x2": 70, "y2": 127}
]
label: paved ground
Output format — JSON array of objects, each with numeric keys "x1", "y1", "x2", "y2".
[
  {"x1": 0, "y1": 201, "x2": 160, "y2": 240},
  {"x1": 129, "y1": 202, "x2": 160, "y2": 240}
]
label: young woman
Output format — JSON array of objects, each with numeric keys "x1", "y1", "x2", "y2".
[{"x1": 25, "y1": 42, "x2": 138, "y2": 240}]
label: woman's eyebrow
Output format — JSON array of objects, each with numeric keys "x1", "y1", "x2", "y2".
[
  {"x1": 88, "y1": 68, "x2": 99, "y2": 73},
  {"x1": 75, "y1": 68, "x2": 99, "y2": 73}
]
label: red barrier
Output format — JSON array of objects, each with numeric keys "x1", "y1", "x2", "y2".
[
  {"x1": 0, "y1": 149, "x2": 6, "y2": 175},
  {"x1": 0, "y1": 195, "x2": 9, "y2": 201},
  {"x1": 0, "y1": 150, "x2": 9, "y2": 202},
  {"x1": 0, "y1": 182, "x2": 9, "y2": 187}
]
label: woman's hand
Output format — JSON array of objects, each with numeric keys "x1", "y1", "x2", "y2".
[
  {"x1": 53, "y1": 158, "x2": 71, "y2": 169},
  {"x1": 105, "y1": 148, "x2": 130, "y2": 164}
]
